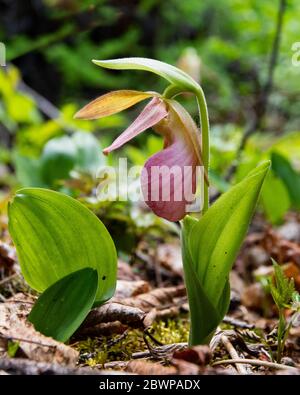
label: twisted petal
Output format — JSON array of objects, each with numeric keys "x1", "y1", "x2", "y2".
[
  {"x1": 103, "y1": 97, "x2": 168, "y2": 154},
  {"x1": 74, "y1": 90, "x2": 154, "y2": 120}
]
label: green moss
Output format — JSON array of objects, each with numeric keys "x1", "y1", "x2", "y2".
[
  {"x1": 75, "y1": 318, "x2": 189, "y2": 366},
  {"x1": 75, "y1": 329, "x2": 145, "y2": 366},
  {"x1": 151, "y1": 319, "x2": 189, "y2": 344}
]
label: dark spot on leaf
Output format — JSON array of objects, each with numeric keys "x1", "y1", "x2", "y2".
[
  {"x1": 225, "y1": 251, "x2": 228, "y2": 255},
  {"x1": 102, "y1": 275, "x2": 106, "y2": 280}
]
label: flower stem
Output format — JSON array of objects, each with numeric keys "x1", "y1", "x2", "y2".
[
  {"x1": 277, "y1": 309, "x2": 286, "y2": 362},
  {"x1": 162, "y1": 84, "x2": 183, "y2": 99},
  {"x1": 195, "y1": 87, "x2": 210, "y2": 214}
]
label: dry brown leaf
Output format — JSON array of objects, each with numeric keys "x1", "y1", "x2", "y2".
[
  {"x1": 155, "y1": 305, "x2": 182, "y2": 320},
  {"x1": 79, "y1": 285, "x2": 187, "y2": 335},
  {"x1": 0, "y1": 293, "x2": 78, "y2": 365},
  {"x1": 275, "y1": 368, "x2": 300, "y2": 375},
  {"x1": 115, "y1": 280, "x2": 151, "y2": 298},
  {"x1": 114, "y1": 285, "x2": 186, "y2": 312},
  {"x1": 117, "y1": 260, "x2": 140, "y2": 281},
  {"x1": 0, "y1": 241, "x2": 16, "y2": 270},
  {"x1": 280, "y1": 262, "x2": 300, "y2": 289},
  {"x1": 203, "y1": 366, "x2": 237, "y2": 375},
  {"x1": 156, "y1": 242, "x2": 183, "y2": 276},
  {"x1": 254, "y1": 262, "x2": 300, "y2": 289},
  {"x1": 171, "y1": 358, "x2": 200, "y2": 375},
  {"x1": 173, "y1": 345, "x2": 212, "y2": 366},
  {"x1": 230, "y1": 271, "x2": 245, "y2": 296},
  {"x1": 248, "y1": 229, "x2": 300, "y2": 267},
  {"x1": 277, "y1": 221, "x2": 300, "y2": 243},
  {"x1": 241, "y1": 283, "x2": 266, "y2": 311},
  {"x1": 81, "y1": 302, "x2": 151, "y2": 330},
  {"x1": 77, "y1": 321, "x2": 128, "y2": 337},
  {"x1": 126, "y1": 360, "x2": 176, "y2": 375}
]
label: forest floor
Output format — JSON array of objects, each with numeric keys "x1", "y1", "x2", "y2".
[{"x1": 0, "y1": 212, "x2": 300, "y2": 375}]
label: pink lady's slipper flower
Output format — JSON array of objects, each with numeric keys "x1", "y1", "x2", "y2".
[{"x1": 75, "y1": 90, "x2": 204, "y2": 221}]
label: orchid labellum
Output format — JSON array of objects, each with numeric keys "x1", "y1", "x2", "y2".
[{"x1": 75, "y1": 91, "x2": 204, "y2": 221}]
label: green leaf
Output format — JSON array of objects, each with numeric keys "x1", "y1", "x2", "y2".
[
  {"x1": 270, "y1": 258, "x2": 295, "y2": 309},
  {"x1": 29, "y1": 268, "x2": 98, "y2": 342},
  {"x1": 72, "y1": 131, "x2": 104, "y2": 173},
  {"x1": 209, "y1": 169, "x2": 230, "y2": 193},
  {"x1": 271, "y1": 151, "x2": 300, "y2": 210},
  {"x1": 182, "y1": 161, "x2": 269, "y2": 344},
  {"x1": 7, "y1": 341, "x2": 20, "y2": 358},
  {"x1": 14, "y1": 153, "x2": 45, "y2": 188},
  {"x1": 261, "y1": 170, "x2": 290, "y2": 224},
  {"x1": 92, "y1": 57, "x2": 199, "y2": 92},
  {"x1": 16, "y1": 132, "x2": 104, "y2": 189},
  {"x1": 8, "y1": 188, "x2": 117, "y2": 304},
  {"x1": 40, "y1": 136, "x2": 77, "y2": 186},
  {"x1": 42, "y1": 132, "x2": 103, "y2": 180},
  {"x1": 181, "y1": 216, "x2": 229, "y2": 345}
]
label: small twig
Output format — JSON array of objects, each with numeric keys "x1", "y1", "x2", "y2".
[
  {"x1": 0, "y1": 293, "x2": 7, "y2": 302},
  {"x1": 132, "y1": 350, "x2": 152, "y2": 359},
  {"x1": 0, "y1": 358, "x2": 120, "y2": 375},
  {"x1": 103, "y1": 360, "x2": 129, "y2": 369},
  {"x1": 221, "y1": 332, "x2": 249, "y2": 374},
  {"x1": 0, "y1": 334, "x2": 57, "y2": 349},
  {"x1": 18, "y1": 80, "x2": 61, "y2": 120},
  {"x1": 5, "y1": 65, "x2": 84, "y2": 136},
  {"x1": 212, "y1": 358, "x2": 299, "y2": 371},
  {"x1": 6, "y1": 299, "x2": 35, "y2": 304},
  {"x1": 0, "y1": 273, "x2": 19, "y2": 287},
  {"x1": 143, "y1": 331, "x2": 188, "y2": 360},
  {"x1": 144, "y1": 329, "x2": 164, "y2": 346},
  {"x1": 106, "y1": 329, "x2": 129, "y2": 347},
  {"x1": 18, "y1": 79, "x2": 79, "y2": 135},
  {"x1": 153, "y1": 250, "x2": 163, "y2": 288},
  {"x1": 223, "y1": 316, "x2": 255, "y2": 329}
]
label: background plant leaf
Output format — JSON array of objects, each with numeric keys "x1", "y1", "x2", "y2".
[
  {"x1": 16, "y1": 132, "x2": 105, "y2": 189},
  {"x1": 8, "y1": 188, "x2": 117, "y2": 304},
  {"x1": 40, "y1": 135, "x2": 77, "y2": 186},
  {"x1": 28, "y1": 268, "x2": 98, "y2": 342},
  {"x1": 261, "y1": 170, "x2": 290, "y2": 225},
  {"x1": 271, "y1": 151, "x2": 300, "y2": 210}
]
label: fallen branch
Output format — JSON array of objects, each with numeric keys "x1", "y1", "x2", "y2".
[
  {"x1": 221, "y1": 333, "x2": 249, "y2": 374},
  {"x1": 212, "y1": 358, "x2": 299, "y2": 371},
  {"x1": 0, "y1": 358, "x2": 126, "y2": 375},
  {"x1": 0, "y1": 273, "x2": 19, "y2": 287},
  {"x1": 0, "y1": 334, "x2": 57, "y2": 349},
  {"x1": 223, "y1": 316, "x2": 255, "y2": 329}
]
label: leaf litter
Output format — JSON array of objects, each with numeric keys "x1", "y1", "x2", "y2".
[{"x1": 1, "y1": 214, "x2": 300, "y2": 374}]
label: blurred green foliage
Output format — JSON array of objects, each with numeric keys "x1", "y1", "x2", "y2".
[{"x1": 0, "y1": 0, "x2": 299, "y2": 230}]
